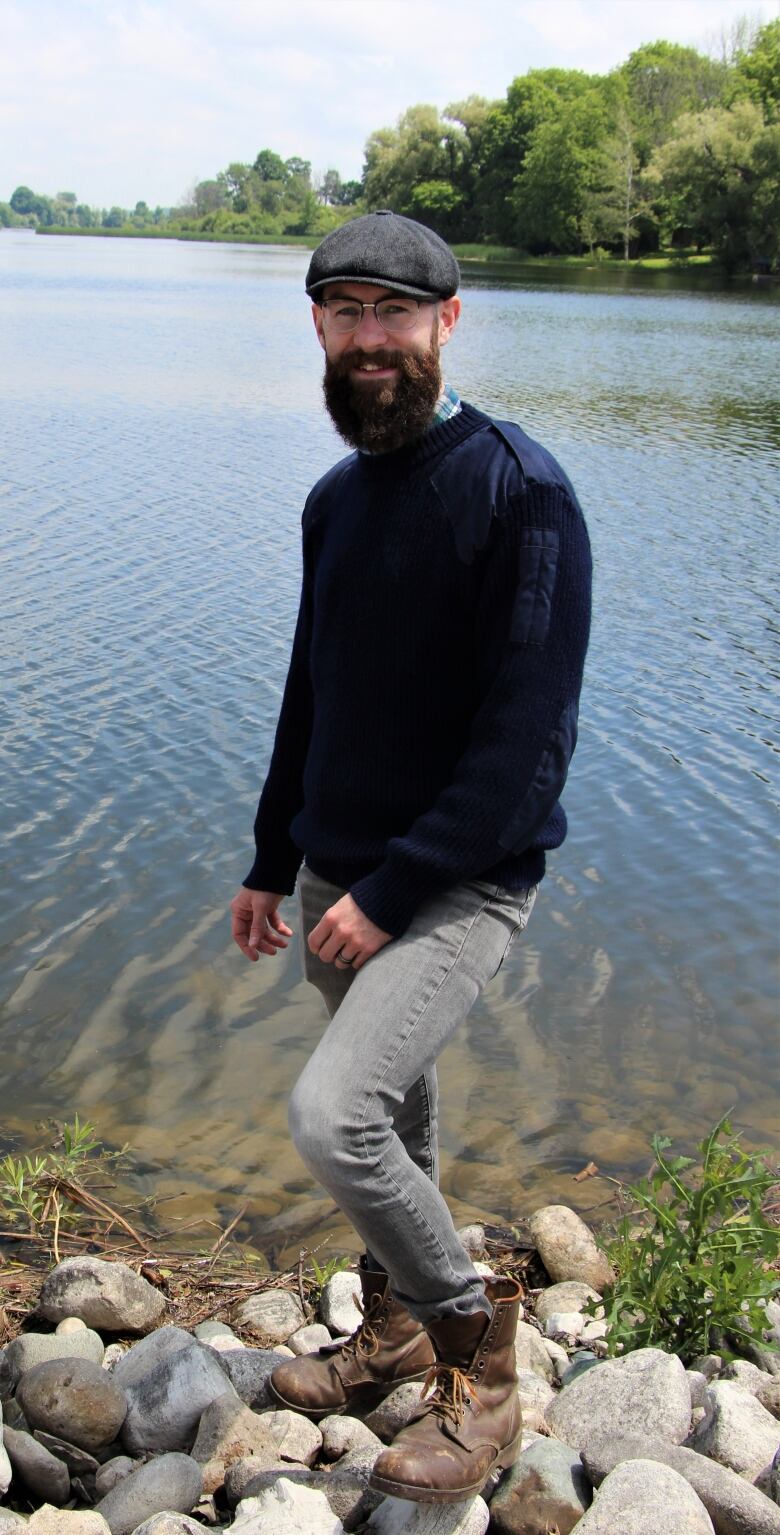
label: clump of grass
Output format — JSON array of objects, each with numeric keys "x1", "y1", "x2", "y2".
[{"x1": 0, "y1": 1116, "x2": 130, "y2": 1260}]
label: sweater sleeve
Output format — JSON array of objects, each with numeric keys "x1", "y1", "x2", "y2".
[
  {"x1": 349, "y1": 483, "x2": 592, "y2": 936},
  {"x1": 243, "y1": 528, "x2": 314, "y2": 895}
]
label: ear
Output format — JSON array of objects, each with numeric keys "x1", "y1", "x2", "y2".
[
  {"x1": 312, "y1": 302, "x2": 327, "y2": 351},
  {"x1": 437, "y1": 295, "x2": 461, "y2": 349}
]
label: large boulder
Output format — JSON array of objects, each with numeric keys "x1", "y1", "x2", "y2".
[
  {"x1": 489, "y1": 1437, "x2": 591, "y2": 1534},
  {"x1": 546, "y1": 1347, "x2": 691, "y2": 1450},
  {"x1": 112, "y1": 1328, "x2": 236, "y2": 1454},
  {"x1": 574, "y1": 1459, "x2": 714, "y2": 1533},
  {"x1": 16, "y1": 1358, "x2": 127, "y2": 1452},
  {"x1": 95, "y1": 1454, "x2": 203, "y2": 1535},
  {"x1": 38, "y1": 1258, "x2": 166, "y2": 1333},
  {"x1": 581, "y1": 1431, "x2": 780, "y2": 1535},
  {"x1": 528, "y1": 1207, "x2": 613, "y2": 1291}
]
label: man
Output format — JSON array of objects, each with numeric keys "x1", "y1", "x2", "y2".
[{"x1": 230, "y1": 210, "x2": 591, "y2": 1503}]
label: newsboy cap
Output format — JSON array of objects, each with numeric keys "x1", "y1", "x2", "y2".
[{"x1": 306, "y1": 210, "x2": 460, "y2": 300}]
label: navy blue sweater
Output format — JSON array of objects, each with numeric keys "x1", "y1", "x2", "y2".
[{"x1": 245, "y1": 402, "x2": 592, "y2": 937}]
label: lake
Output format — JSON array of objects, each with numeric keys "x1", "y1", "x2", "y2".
[{"x1": 1, "y1": 231, "x2": 778, "y2": 1267}]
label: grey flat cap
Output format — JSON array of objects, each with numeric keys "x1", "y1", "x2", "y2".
[{"x1": 306, "y1": 210, "x2": 460, "y2": 300}]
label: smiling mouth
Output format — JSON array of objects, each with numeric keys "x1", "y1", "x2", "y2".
[{"x1": 352, "y1": 362, "x2": 398, "y2": 377}]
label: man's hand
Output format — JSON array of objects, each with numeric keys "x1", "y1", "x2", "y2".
[
  {"x1": 308, "y1": 893, "x2": 392, "y2": 972},
  {"x1": 231, "y1": 887, "x2": 293, "y2": 962}
]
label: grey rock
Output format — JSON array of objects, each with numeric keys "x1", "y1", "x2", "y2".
[
  {"x1": 690, "y1": 1355, "x2": 724, "y2": 1381},
  {"x1": 95, "y1": 1453, "x2": 203, "y2": 1535},
  {"x1": 456, "y1": 1224, "x2": 486, "y2": 1258},
  {"x1": 758, "y1": 1379, "x2": 780, "y2": 1420},
  {"x1": 3, "y1": 1426, "x2": 70, "y2": 1505},
  {"x1": 288, "y1": 1324, "x2": 333, "y2": 1356},
  {"x1": 263, "y1": 1409, "x2": 323, "y2": 1466},
  {"x1": 38, "y1": 1258, "x2": 166, "y2": 1334},
  {"x1": 224, "y1": 1456, "x2": 302, "y2": 1505},
  {"x1": 690, "y1": 1381, "x2": 780, "y2": 1483},
  {"x1": 0, "y1": 1401, "x2": 10, "y2": 1495},
  {"x1": 6, "y1": 1331, "x2": 106, "y2": 1387},
  {"x1": 534, "y1": 1283, "x2": 603, "y2": 1326},
  {"x1": 528, "y1": 1206, "x2": 613, "y2": 1292},
  {"x1": 27, "y1": 1511, "x2": 111, "y2": 1535},
  {"x1": 515, "y1": 1369, "x2": 556, "y2": 1431},
  {"x1": 55, "y1": 1317, "x2": 87, "y2": 1334},
  {"x1": 367, "y1": 1493, "x2": 490, "y2": 1532},
  {"x1": 318, "y1": 1273, "x2": 362, "y2": 1338},
  {"x1": 17, "y1": 1358, "x2": 127, "y2": 1452},
  {"x1": 233, "y1": 1479, "x2": 344, "y2": 1534},
  {"x1": 322, "y1": 1444, "x2": 384, "y2": 1528},
  {"x1": 546, "y1": 1346, "x2": 691, "y2": 1450},
  {"x1": 102, "y1": 1344, "x2": 128, "y2": 1373},
  {"x1": 721, "y1": 1360, "x2": 776, "y2": 1395},
  {"x1": 770, "y1": 1445, "x2": 780, "y2": 1505},
  {"x1": 193, "y1": 1321, "x2": 235, "y2": 1342},
  {"x1": 687, "y1": 1371, "x2": 711, "y2": 1409},
  {"x1": 236, "y1": 1290, "x2": 306, "y2": 1344},
  {"x1": 581, "y1": 1431, "x2": 780, "y2": 1535},
  {"x1": 543, "y1": 1311, "x2": 584, "y2": 1341},
  {"x1": 218, "y1": 1344, "x2": 292, "y2": 1407},
  {"x1": 0, "y1": 1512, "x2": 27, "y2": 1531},
  {"x1": 514, "y1": 1322, "x2": 555, "y2": 1383},
  {"x1": 365, "y1": 1381, "x2": 426, "y2": 1441},
  {"x1": 126, "y1": 1518, "x2": 203, "y2": 1535},
  {"x1": 2, "y1": 1397, "x2": 28, "y2": 1432},
  {"x1": 559, "y1": 1351, "x2": 601, "y2": 1389},
  {"x1": 33, "y1": 1430, "x2": 99, "y2": 1473},
  {"x1": 190, "y1": 1392, "x2": 278, "y2": 1492},
  {"x1": 94, "y1": 1457, "x2": 135, "y2": 1499},
  {"x1": 0, "y1": 1349, "x2": 12, "y2": 1403},
  {"x1": 574, "y1": 1459, "x2": 715, "y2": 1533},
  {"x1": 489, "y1": 1437, "x2": 591, "y2": 1534},
  {"x1": 113, "y1": 1329, "x2": 237, "y2": 1453},
  {"x1": 540, "y1": 1337, "x2": 570, "y2": 1382},
  {"x1": 320, "y1": 1414, "x2": 383, "y2": 1461}
]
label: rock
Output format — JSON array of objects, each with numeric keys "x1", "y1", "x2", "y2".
[
  {"x1": 0, "y1": 1402, "x2": 11, "y2": 1496},
  {"x1": 770, "y1": 1445, "x2": 780, "y2": 1505},
  {"x1": 5, "y1": 1330, "x2": 105, "y2": 1387},
  {"x1": 94, "y1": 1457, "x2": 136, "y2": 1498},
  {"x1": 190, "y1": 1392, "x2": 279, "y2": 1493},
  {"x1": 201, "y1": 1333, "x2": 245, "y2": 1355},
  {"x1": 0, "y1": 1350, "x2": 12, "y2": 1403},
  {"x1": 758, "y1": 1379, "x2": 780, "y2": 1420},
  {"x1": 580, "y1": 1319, "x2": 608, "y2": 1343},
  {"x1": 320, "y1": 1415, "x2": 383, "y2": 1461},
  {"x1": 95, "y1": 1454, "x2": 203, "y2": 1535},
  {"x1": 559, "y1": 1352, "x2": 600, "y2": 1389},
  {"x1": 515, "y1": 1370, "x2": 556, "y2": 1431},
  {"x1": 127, "y1": 1518, "x2": 203, "y2": 1535},
  {"x1": 236, "y1": 1290, "x2": 306, "y2": 1344},
  {"x1": 365, "y1": 1381, "x2": 426, "y2": 1441},
  {"x1": 56, "y1": 1317, "x2": 88, "y2": 1334},
  {"x1": 16, "y1": 1358, "x2": 127, "y2": 1452},
  {"x1": 318, "y1": 1273, "x2": 362, "y2": 1337},
  {"x1": 232, "y1": 1479, "x2": 343, "y2": 1534},
  {"x1": 288, "y1": 1324, "x2": 333, "y2": 1356},
  {"x1": 2, "y1": 1397, "x2": 28, "y2": 1431},
  {"x1": 540, "y1": 1338, "x2": 570, "y2": 1381},
  {"x1": 218, "y1": 1345, "x2": 293, "y2": 1408},
  {"x1": 574, "y1": 1459, "x2": 715, "y2": 1532},
  {"x1": 721, "y1": 1360, "x2": 776, "y2": 1395},
  {"x1": 514, "y1": 1322, "x2": 555, "y2": 1383},
  {"x1": 102, "y1": 1344, "x2": 127, "y2": 1372},
  {"x1": 473, "y1": 1263, "x2": 498, "y2": 1282},
  {"x1": 224, "y1": 1456, "x2": 301, "y2": 1504},
  {"x1": 264, "y1": 1409, "x2": 323, "y2": 1466},
  {"x1": 194, "y1": 1321, "x2": 235, "y2": 1341},
  {"x1": 367, "y1": 1494, "x2": 490, "y2": 1532},
  {"x1": 456, "y1": 1225, "x2": 486, "y2": 1258},
  {"x1": 33, "y1": 1430, "x2": 100, "y2": 1474},
  {"x1": 489, "y1": 1437, "x2": 591, "y2": 1534},
  {"x1": 113, "y1": 1329, "x2": 236, "y2": 1454},
  {"x1": 0, "y1": 1513, "x2": 27, "y2": 1531},
  {"x1": 528, "y1": 1207, "x2": 613, "y2": 1291},
  {"x1": 321, "y1": 1444, "x2": 383, "y2": 1526},
  {"x1": 3, "y1": 1426, "x2": 70, "y2": 1504},
  {"x1": 581, "y1": 1431, "x2": 780, "y2": 1535},
  {"x1": 543, "y1": 1312, "x2": 584, "y2": 1341},
  {"x1": 690, "y1": 1355, "x2": 724, "y2": 1381},
  {"x1": 27, "y1": 1511, "x2": 111, "y2": 1535},
  {"x1": 687, "y1": 1371, "x2": 711, "y2": 1409},
  {"x1": 534, "y1": 1283, "x2": 603, "y2": 1325},
  {"x1": 690, "y1": 1381, "x2": 780, "y2": 1483},
  {"x1": 38, "y1": 1258, "x2": 166, "y2": 1334},
  {"x1": 546, "y1": 1346, "x2": 691, "y2": 1451}
]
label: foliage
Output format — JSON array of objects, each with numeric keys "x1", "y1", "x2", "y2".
[
  {"x1": 0, "y1": 1117, "x2": 128, "y2": 1257},
  {"x1": 595, "y1": 1116, "x2": 780, "y2": 1365},
  {"x1": 303, "y1": 1248, "x2": 351, "y2": 1303}
]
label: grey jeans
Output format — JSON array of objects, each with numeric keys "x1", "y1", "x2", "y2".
[{"x1": 288, "y1": 865, "x2": 536, "y2": 1324}]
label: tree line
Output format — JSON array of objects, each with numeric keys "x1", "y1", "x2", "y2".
[{"x1": 3, "y1": 20, "x2": 778, "y2": 273}]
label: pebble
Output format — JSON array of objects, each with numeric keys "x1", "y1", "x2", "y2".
[
  {"x1": 218, "y1": 1345, "x2": 294, "y2": 1408},
  {"x1": 39, "y1": 1257, "x2": 166, "y2": 1334},
  {"x1": 543, "y1": 1310, "x2": 584, "y2": 1340},
  {"x1": 320, "y1": 1414, "x2": 383, "y2": 1461},
  {"x1": 95, "y1": 1453, "x2": 203, "y2": 1535},
  {"x1": 94, "y1": 1456, "x2": 136, "y2": 1498},
  {"x1": 236, "y1": 1290, "x2": 306, "y2": 1344},
  {"x1": 224, "y1": 1456, "x2": 303, "y2": 1505},
  {"x1": 515, "y1": 1368, "x2": 555, "y2": 1430},
  {"x1": 264, "y1": 1408, "x2": 323, "y2": 1466},
  {"x1": 318, "y1": 1272, "x2": 363, "y2": 1337},
  {"x1": 758, "y1": 1378, "x2": 780, "y2": 1420},
  {"x1": 33, "y1": 1430, "x2": 99, "y2": 1474},
  {"x1": 3, "y1": 1426, "x2": 71, "y2": 1505},
  {"x1": 365, "y1": 1381, "x2": 426, "y2": 1441},
  {"x1": 128, "y1": 1518, "x2": 204, "y2": 1535},
  {"x1": 574, "y1": 1458, "x2": 715, "y2": 1533},
  {"x1": 456, "y1": 1224, "x2": 486, "y2": 1258},
  {"x1": 288, "y1": 1324, "x2": 333, "y2": 1355},
  {"x1": 193, "y1": 1321, "x2": 236, "y2": 1341},
  {"x1": 17, "y1": 1357, "x2": 127, "y2": 1452},
  {"x1": 721, "y1": 1359, "x2": 777, "y2": 1395},
  {"x1": 102, "y1": 1344, "x2": 127, "y2": 1372},
  {"x1": 528, "y1": 1206, "x2": 614, "y2": 1291},
  {"x1": 546, "y1": 1347, "x2": 692, "y2": 1450},
  {"x1": 514, "y1": 1321, "x2": 555, "y2": 1383},
  {"x1": 0, "y1": 1402, "x2": 11, "y2": 1495}
]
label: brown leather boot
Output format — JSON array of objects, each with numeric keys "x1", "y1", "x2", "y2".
[
  {"x1": 368, "y1": 1276, "x2": 523, "y2": 1503},
  {"x1": 269, "y1": 1260, "x2": 435, "y2": 1422}
]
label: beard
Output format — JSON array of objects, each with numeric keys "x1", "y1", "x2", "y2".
[{"x1": 322, "y1": 336, "x2": 442, "y2": 454}]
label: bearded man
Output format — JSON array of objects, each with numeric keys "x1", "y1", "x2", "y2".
[{"x1": 230, "y1": 211, "x2": 592, "y2": 1504}]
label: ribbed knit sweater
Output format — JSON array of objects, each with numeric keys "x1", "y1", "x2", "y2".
[{"x1": 244, "y1": 402, "x2": 592, "y2": 937}]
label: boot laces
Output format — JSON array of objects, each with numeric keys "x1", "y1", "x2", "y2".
[
  {"x1": 419, "y1": 1360, "x2": 482, "y2": 1429},
  {"x1": 340, "y1": 1290, "x2": 383, "y2": 1361}
]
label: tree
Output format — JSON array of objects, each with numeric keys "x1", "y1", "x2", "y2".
[
  {"x1": 620, "y1": 41, "x2": 726, "y2": 164},
  {"x1": 253, "y1": 148, "x2": 288, "y2": 182},
  {"x1": 475, "y1": 69, "x2": 599, "y2": 241},
  {"x1": 730, "y1": 18, "x2": 780, "y2": 122},
  {"x1": 194, "y1": 179, "x2": 228, "y2": 215}
]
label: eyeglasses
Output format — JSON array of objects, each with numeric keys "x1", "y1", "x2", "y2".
[{"x1": 319, "y1": 296, "x2": 433, "y2": 334}]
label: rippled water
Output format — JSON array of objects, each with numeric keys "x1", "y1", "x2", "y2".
[{"x1": 1, "y1": 232, "x2": 778, "y2": 1264}]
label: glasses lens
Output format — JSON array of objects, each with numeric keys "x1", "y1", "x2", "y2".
[
  {"x1": 325, "y1": 301, "x2": 364, "y2": 333},
  {"x1": 375, "y1": 298, "x2": 419, "y2": 332}
]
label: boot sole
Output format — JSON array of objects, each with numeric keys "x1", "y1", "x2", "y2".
[
  {"x1": 268, "y1": 1368, "x2": 431, "y2": 1423},
  {"x1": 368, "y1": 1431, "x2": 524, "y2": 1504}
]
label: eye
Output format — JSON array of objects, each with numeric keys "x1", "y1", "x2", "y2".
[{"x1": 332, "y1": 302, "x2": 361, "y2": 320}]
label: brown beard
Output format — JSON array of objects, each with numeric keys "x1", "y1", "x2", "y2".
[{"x1": 322, "y1": 338, "x2": 442, "y2": 454}]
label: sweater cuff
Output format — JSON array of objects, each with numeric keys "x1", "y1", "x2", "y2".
[
  {"x1": 349, "y1": 864, "x2": 432, "y2": 939},
  {"x1": 243, "y1": 850, "x2": 302, "y2": 896}
]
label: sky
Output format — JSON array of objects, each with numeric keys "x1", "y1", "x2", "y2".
[{"x1": 2, "y1": 0, "x2": 778, "y2": 209}]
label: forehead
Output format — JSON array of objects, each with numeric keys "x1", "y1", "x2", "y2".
[{"x1": 321, "y1": 282, "x2": 411, "y2": 303}]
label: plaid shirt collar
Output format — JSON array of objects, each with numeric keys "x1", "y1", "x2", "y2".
[{"x1": 430, "y1": 382, "x2": 462, "y2": 428}]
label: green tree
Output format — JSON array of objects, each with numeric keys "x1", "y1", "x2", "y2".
[
  {"x1": 253, "y1": 148, "x2": 288, "y2": 182},
  {"x1": 620, "y1": 41, "x2": 726, "y2": 164},
  {"x1": 476, "y1": 69, "x2": 599, "y2": 241},
  {"x1": 730, "y1": 18, "x2": 780, "y2": 122}
]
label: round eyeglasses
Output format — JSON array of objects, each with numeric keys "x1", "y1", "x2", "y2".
[{"x1": 320, "y1": 296, "x2": 433, "y2": 334}]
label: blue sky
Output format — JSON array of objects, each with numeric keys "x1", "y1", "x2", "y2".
[{"x1": 2, "y1": 0, "x2": 778, "y2": 208}]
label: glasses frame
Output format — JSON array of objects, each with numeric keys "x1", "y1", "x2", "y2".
[{"x1": 319, "y1": 295, "x2": 435, "y2": 334}]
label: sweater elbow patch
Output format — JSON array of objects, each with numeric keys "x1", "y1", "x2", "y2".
[
  {"x1": 498, "y1": 698, "x2": 578, "y2": 853},
  {"x1": 511, "y1": 528, "x2": 559, "y2": 646}
]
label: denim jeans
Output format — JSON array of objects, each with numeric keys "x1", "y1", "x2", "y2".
[{"x1": 288, "y1": 865, "x2": 536, "y2": 1324}]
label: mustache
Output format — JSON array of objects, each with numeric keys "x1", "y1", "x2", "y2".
[{"x1": 328, "y1": 349, "x2": 427, "y2": 380}]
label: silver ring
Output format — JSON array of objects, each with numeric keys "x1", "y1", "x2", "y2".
[{"x1": 335, "y1": 949, "x2": 354, "y2": 966}]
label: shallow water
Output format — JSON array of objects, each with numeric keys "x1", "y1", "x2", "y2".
[{"x1": 1, "y1": 232, "x2": 778, "y2": 1265}]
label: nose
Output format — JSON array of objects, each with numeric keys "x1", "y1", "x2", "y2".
[{"x1": 353, "y1": 305, "x2": 389, "y2": 346}]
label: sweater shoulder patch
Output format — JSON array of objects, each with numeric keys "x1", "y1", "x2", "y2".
[{"x1": 428, "y1": 428, "x2": 525, "y2": 565}]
